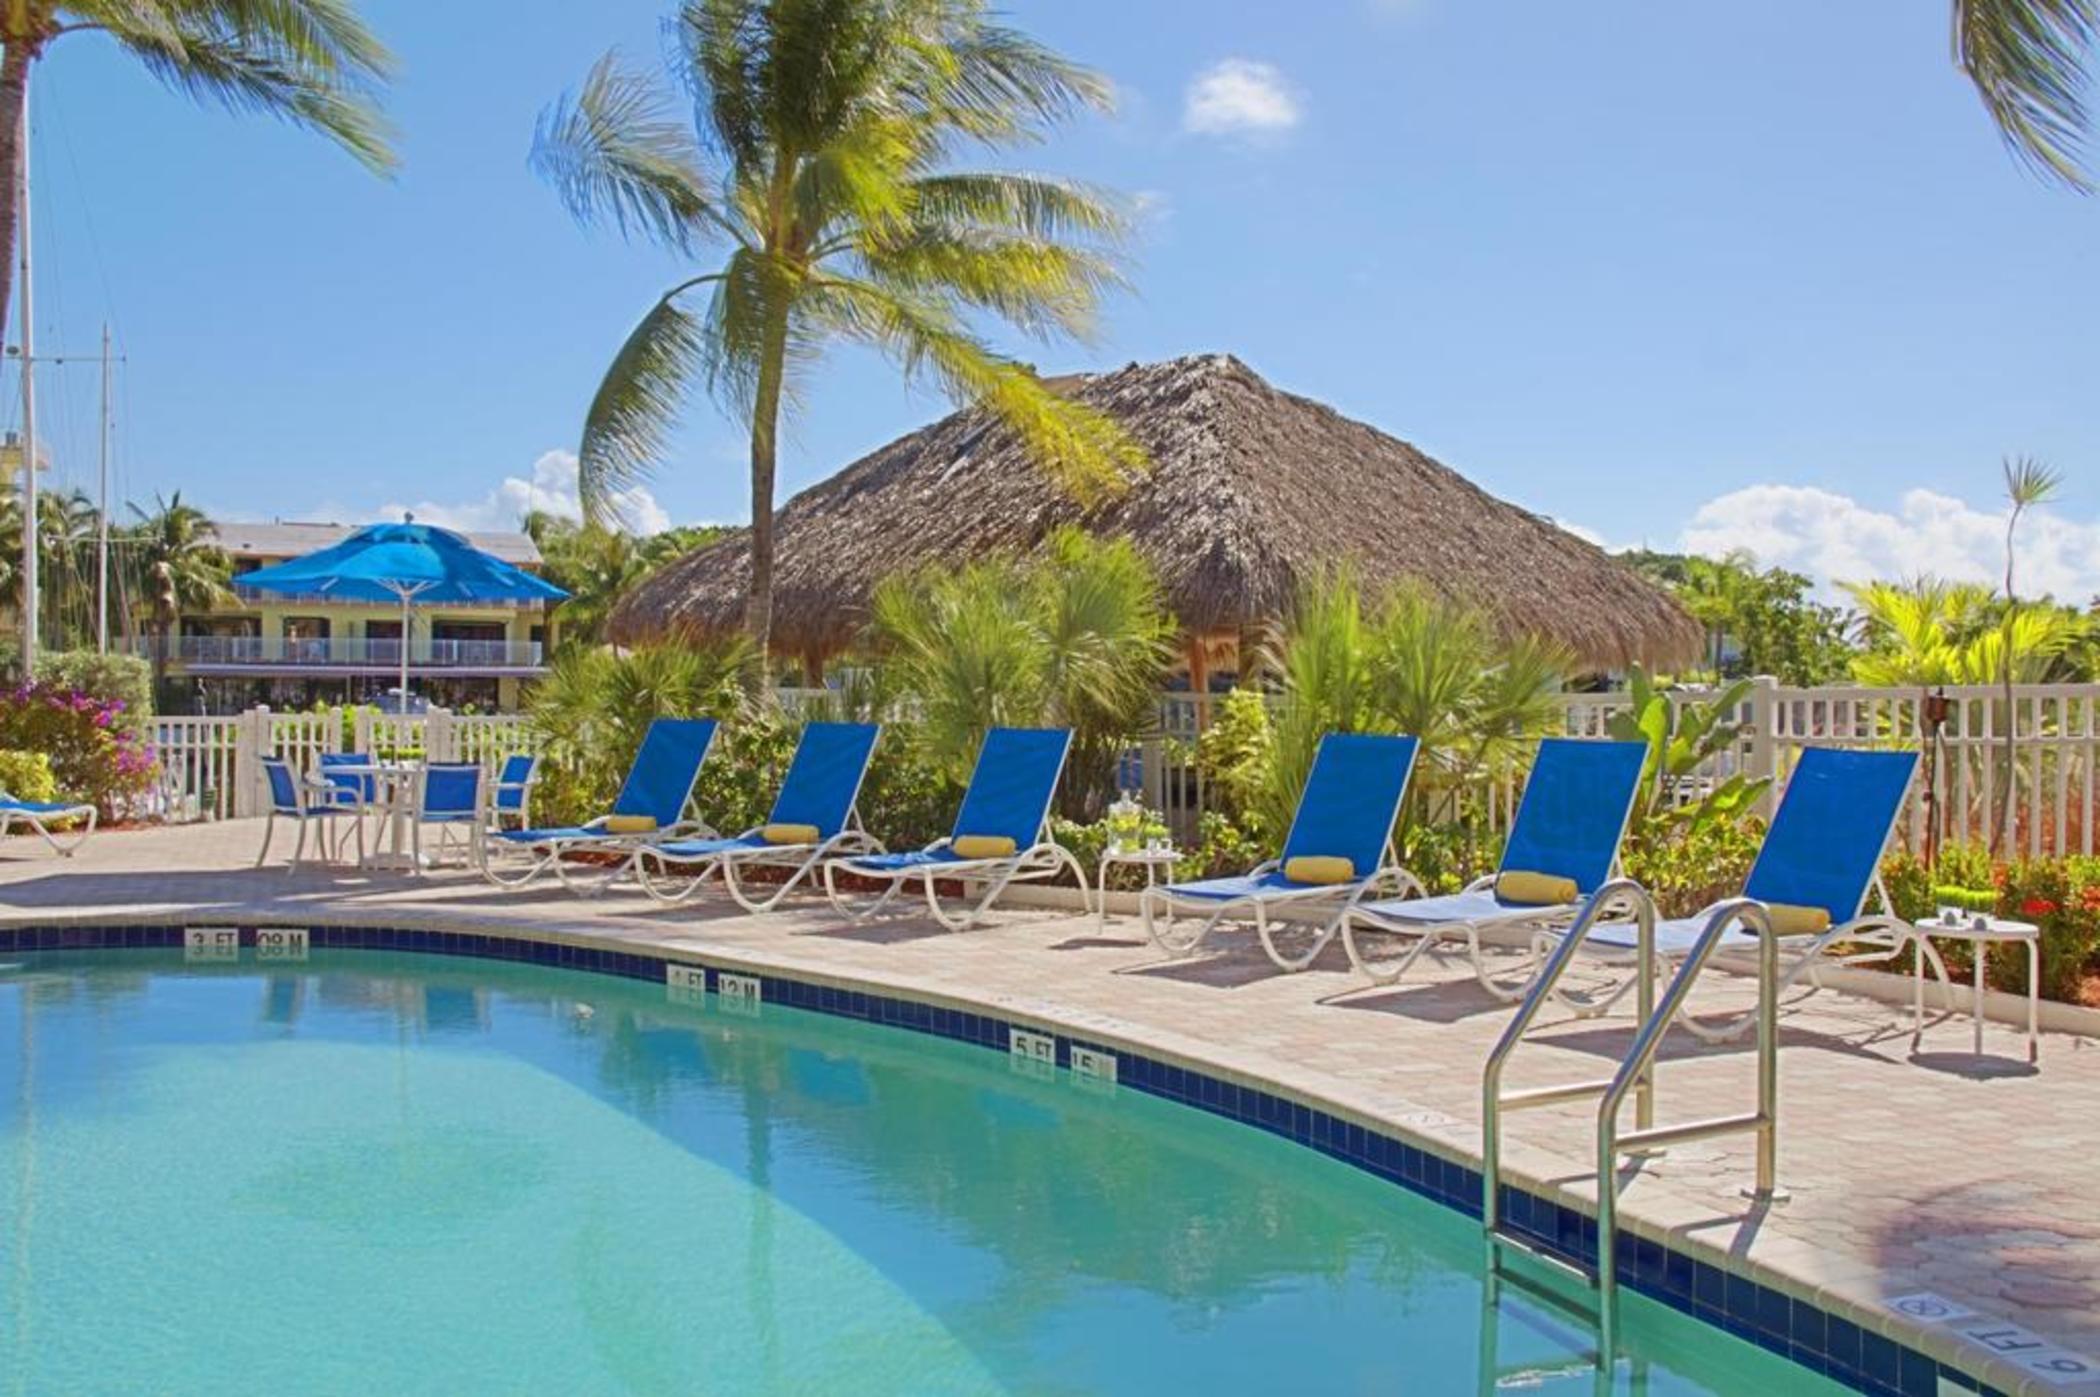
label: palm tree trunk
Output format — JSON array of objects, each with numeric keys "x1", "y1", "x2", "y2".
[
  {"x1": 0, "y1": 39, "x2": 31, "y2": 365},
  {"x1": 742, "y1": 312, "x2": 789, "y2": 682}
]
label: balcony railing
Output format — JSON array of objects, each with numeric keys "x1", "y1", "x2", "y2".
[{"x1": 131, "y1": 636, "x2": 545, "y2": 669}]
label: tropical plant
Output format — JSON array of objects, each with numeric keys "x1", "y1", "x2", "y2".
[
  {"x1": 0, "y1": 747, "x2": 56, "y2": 803},
  {"x1": 0, "y1": 1, "x2": 395, "y2": 356},
  {"x1": 1603, "y1": 669, "x2": 1774, "y2": 915},
  {"x1": 1607, "y1": 668, "x2": 1772, "y2": 843},
  {"x1": 1845, "y1": 577, "x2": 2083, "y2": 685},
  {"x1": 33, "y1": 649, "x2": 151, "y2": 727},
  {"x1": 1955, "y1": 0, "x2": 2097, "y2": 191},
  {"x1": 870, "y1": 528, "x2": 1170, "y2": 817},
  {"x1": 1621, "y1": 548, "x2": 1852, "y2": 685},
  {"x1": 123, "y1": 492, "x2": 232, "y2": 699},
  {"x1": 525, "y1": 639, "x2": 753, "y2": 825},
  {"x1": 526, "y1": 511, "x2": 730, "y2": 652},
  {"x1": 531, "y1": 0, "x2": 1142, "y2": 668},
  {"x1": 1259, "y1": 571, "x2": 1570, "y2": 846},
  {"x1": 1193, "y1": 688, "x2": 1275, "y2": 838}
]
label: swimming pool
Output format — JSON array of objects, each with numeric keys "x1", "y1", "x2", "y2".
[{"x1": 0, "y1": 949, "x2": 1842, "y2": 1394}]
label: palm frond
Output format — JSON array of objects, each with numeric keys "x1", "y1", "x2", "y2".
[
  {"x1": 859, "y1": 227, "x2": 1120, "y2": 341},
  {"x1": 906, "y1": 172, "x2": 1131, "y2": 241},
  {"x1": 807, "y1": 274, "x2": 1144, "y2": 501},
  {"x1": 578, "y1": 291, "x2": 709, "y2": 520},
  {"x1": 1956, "y1": 0, "x2": 2096, "y2": 190},
  {"x1": 532, "y1": 51, "x2": 728, "y2": 252},
  {"x1": 110, "y1": 10, "x2": 394, "y2": 173}
]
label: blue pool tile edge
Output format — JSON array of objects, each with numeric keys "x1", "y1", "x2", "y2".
[{"x1": 0, "y1": 921, "x2": 2006, "y2": 1397}]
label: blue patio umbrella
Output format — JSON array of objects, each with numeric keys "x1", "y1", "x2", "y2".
[{"x1": 233, "y1": 517, "x2": 569, "y2": 704}]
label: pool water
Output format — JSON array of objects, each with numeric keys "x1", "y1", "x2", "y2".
[{"x1": 0, "y1": 950, "x2": 1840, "y2": 1395}]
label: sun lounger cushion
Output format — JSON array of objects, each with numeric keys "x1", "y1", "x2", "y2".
[
  {"x1": 1765, "y1": 902, "x2": 1831, "y2": 936},
  {"x1": 605, "y1": 814, "x2": 659, "y2": 834},
  {"x1": 762, "y1": 822, "x2": 821, "y2": 845},
  {"x1": 0, "y1": 799, "x2": 87, "y2": 818},
  {"x1": 953, "y1": 835, "x2": 1017, "y2": 859},
  {"x1": 1494, "y1": 870, "x2": 1580, "y2": 906},
  {"x1": 1282, "y1": 855, "x2": 1354, "y2": 885}
]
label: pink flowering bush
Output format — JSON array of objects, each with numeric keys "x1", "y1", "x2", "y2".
[{"x1": 0, "y1": 681, "x2": 156, "y2": 816}]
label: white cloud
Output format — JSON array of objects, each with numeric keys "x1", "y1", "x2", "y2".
[
  {"x1": 1678, "y1": 483, "x2": 2100, "y2": 602},
  {"x1": 1182, "y1": 59, "x2": 1300, "y2": 139},
  {"x1": 381, "y1": 450, "x2": 671, "y2": 536}
]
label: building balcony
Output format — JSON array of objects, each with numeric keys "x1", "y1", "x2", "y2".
[{"x1": 130, "y1": 635, "x2": 547, "y2": 674}]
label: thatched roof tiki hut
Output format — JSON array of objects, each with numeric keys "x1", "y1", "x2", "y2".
[{"x1": 611, "y1": 353, "x2": 1700, "y2": 684}]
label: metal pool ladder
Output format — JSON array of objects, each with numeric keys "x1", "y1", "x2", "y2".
[{"x1": 1480, "y1": 889, "x2": 1786, "y2": 1348}]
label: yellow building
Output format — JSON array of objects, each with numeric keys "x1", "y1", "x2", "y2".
[{"x1": 138, "y1": 521, "x2": 554, "y2": 714}]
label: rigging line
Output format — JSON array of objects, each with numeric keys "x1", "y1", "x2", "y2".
[{"x1": 40, "y1": 69, "x2": 122, "y2": 339}]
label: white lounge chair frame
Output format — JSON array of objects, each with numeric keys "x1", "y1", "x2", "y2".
[
  {"x1": 0, "y1": 794, "x2": 97, "y2": 856},
  {"x1": 821, "y1": 833, "x2": 1089, "y2": 932},
  {"x1": 637, "y1": 821, "x2": 887, "y2": 913},
  {"x1": 1141, "y1": 847, "x2": 1416, "y2": 971}
]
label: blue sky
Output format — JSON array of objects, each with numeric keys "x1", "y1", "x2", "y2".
[{"x1": 11, "y1": 0, "x2": 2098, "y2": 597}]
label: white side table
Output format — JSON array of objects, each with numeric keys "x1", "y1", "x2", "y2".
[
  {"x1": 1096, "y1": 847, "x2": 1180, "y2": 928},
  {"x1": 1907, "y1": 913, "x2": 2040, "y2": 1063}
]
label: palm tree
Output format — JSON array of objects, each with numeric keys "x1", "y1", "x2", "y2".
[
  {"x1": 532, "y1": 0, "x2": 1141, "y2": 670},
  {"x1": 124, "y1": 491, "x2": 231, "y2": 697},
  {"x1": 0, "y1": 2, "x2": 395, "y2": 356},
  {"x1": 1956, "y1": 0, "x2": 2097, "y2": 191},
  {"x1": 1996, "y1": 455, "x2": 2062, "y2": 851}
]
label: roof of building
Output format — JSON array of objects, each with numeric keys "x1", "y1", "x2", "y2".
[
  {"x1": 207, "y1": 519, "x2": 541, "y2": 567},
  {"x1": 610, "y1": 352, "x2": 1699, "y2": 667}
]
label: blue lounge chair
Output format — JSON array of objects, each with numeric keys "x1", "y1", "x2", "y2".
[
  {"x1": 411, "y1": 762, "x2": 485, "y2": 873},
  {"x1": 254, "y1": 756, "x2": 365, "y2": 873},
  {"x1": 485, "y1": 717, "x2": 718, "y2": 891},
  {"x1": 823, "y1": 727, "x2": 1084, "y2": 931},
  {"x1": 1141, "y1": 732, "x2": 1419, "y2": 971},
  {"x1": 1339, "y1": 738, "x2": 1648, "y2": 996},
  {"x1": 0, "y1": 788, "x2": 96, "y2": 857},
  {"x1": 1573, "y1": 746, "x2": 1920, "y2": 1039},
  {"x1": 491, "y1": 753, "x2": 539, "y2": 831},
  {"x1": 634, "y1": 721, "x2": 883, "y2": 913}
]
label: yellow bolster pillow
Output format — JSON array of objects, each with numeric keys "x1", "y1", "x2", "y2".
[
  {"x1": 952, "y1": 835, "x2": 1017, "y2": 859},
  {"x1": 1763, "y1": 902, "x2": 1831, "y2": 937},
  {"x1": 1283, "y1": 855, "x2": 1355, "y2": 886},
  {"x1": 1495, "y1": 869, "x2": 1581, "y2": 906},
  {"x1": 762, "y1": 822, "x2": 821, "y2": 846},
  {"x1": 604, "y1": 815, "x2": 658, "y2": 835}
]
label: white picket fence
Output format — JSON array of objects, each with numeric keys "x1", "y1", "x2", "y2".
[
  {"x1": 146, "y1": 683, "x2": 2100, "y2": 858},
  {"x1": 1139, "y1": 680, "x2": 2100, "y2": 857},
  {"x1": 151, "y1": 707, "x2": 539, "y2": 820}
]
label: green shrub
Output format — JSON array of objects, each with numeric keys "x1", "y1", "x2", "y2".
[
  {"x1": 1881, "y1": 846, "x2": 2100, "y2": 1004},
  {"x1": 0, "y1": 749, "x2": 57, "y2": 803},
  {"x1": 1621, "y1": 815, "x2": 1767, "y2": 919},
  {"x1": 1398, "y1": 820, "x2": 1504, "y2": 897},
  {"x1": 0, "y1": 680, "x2": 155, "y2": 815},
  {"x1": 1193, "y1": 689, "x2": 1274, "y2": 838},
  {"x1": 33, "y1": 651, "x2": 153, "y2": 730},
  {"x1": 1177, "y1": 810, "x2": 1266, "y2": 881}
]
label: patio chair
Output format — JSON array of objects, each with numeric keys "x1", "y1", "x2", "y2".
[
  {"x1": 491, "y1": 753, "x2": 539, "y2": 832},
  {"x1": 1140, "y1": 732, "x2": 1419, "y2": 971},
  {"x1": 1338, "y1": 738, "x2": 1648, "y2": 997},
  {"x1": 1569, "y1": 746, "x2": 1920, "y2": 1039},
  {"x1": 822, "y1": 726, "x2": 1085, "y2": 932},
  {"x1": 0, "y1": 788, "x2": 97, "y2": 857},
  {"x1": 255, "y1": 756, "x2": 365, "y2": 873},
  {"x1": 635, "y1": 721, "x2": 883, "y2": 912},
  {"x1": 411, "y1": 762, "x2": 485, "y2": 873},
  {"x1": 483, "y1": 717, "x2": 717, "y2": 891}
]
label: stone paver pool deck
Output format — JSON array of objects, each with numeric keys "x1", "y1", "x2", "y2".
[{"x1": 4, "y1": 822, "x2": 2097, "y2": 1396}]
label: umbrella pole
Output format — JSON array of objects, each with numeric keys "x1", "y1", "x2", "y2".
[{"x1": 398, "y1": 587, "x2": 411, "y2": 712}]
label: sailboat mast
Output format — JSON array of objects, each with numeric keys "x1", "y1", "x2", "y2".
[
  {"x1": 15, "y1": 70, "x2": 34, "y2": 673},
  {"x1": 97, "y1": 322, "x2": 110, "y2": 653}
]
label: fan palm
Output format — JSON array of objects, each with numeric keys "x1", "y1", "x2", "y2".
[
  {"x1": 0, "y1": 1, "x2": 394, "y2": 352},
  {"x1": 532, "y1": 0, "x2": 1142, "y2": 668}
]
